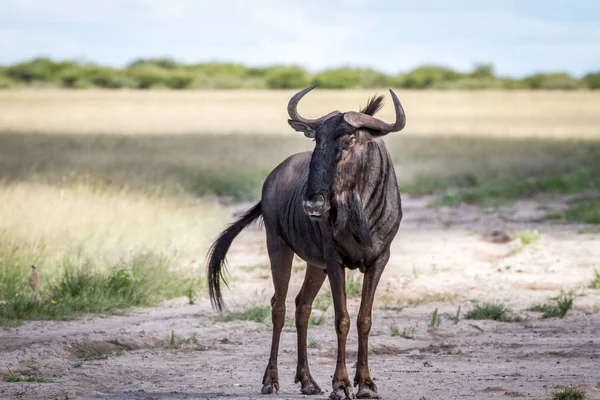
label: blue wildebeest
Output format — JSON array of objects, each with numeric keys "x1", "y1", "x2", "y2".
[{"x1": 207, "y1": 84, "x2": 405, "y2": 399}]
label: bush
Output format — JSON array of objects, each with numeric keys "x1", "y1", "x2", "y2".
[
  {"x1": 402, "y1": 65, "x2": 463, "y2": 89},
  {"x1": 162, "y1": 70, "x2": 194, "y2": 89},
  {"x1": 128, "y1": 58, "x2": 179, "y2": 70},
  {"x1": 432, "y1": 77, "x2": 504, "y2": 90},
  {"x1": 312, "y1": 67, "x2": 390, "y2": 89},
  {"x1": 5, "y1": 58, "x2": 76, "y2": 85},
  {"x1": 126, "y1": 65, "x2": 170, "y2": 89},
  {"x1": 187, "y1": 62, "x2": 249, "y2": 78},
  {"x1": 1, "y1": 57, "x2": 596, "y2": 91},
  {"x1": 60, "y1": 65, "x2": 136, "y2": 89},
  {"x1": 186, "y1": 62, "x2": 263, "y2": 89},
  {"x1": 582, "y1": 71, "x2": 600, "y2": 89},
  {"x1": 265, "y1": 66, "x2": 310, "y2": 89},
  {"x1": 470, "y1": 63, "x2": 495, "y2": 79},
  {"x1": 498, "y1": 78, "x2": 530, "y2": 89},
  {"x1": 0, "y1": 75, "x2": 17, "y2": 89},
  {"x1": 388, "y1": 73, "x2": 409, "y2": 88},
  {"x1": 245, "y1": 67, "x2": 272, "y2": 78},
  {"x1": 356, "y1": 68, "x2": 392, "y2": 88},
  {"x1": 524, "y1": 73, "x2": 581, "y2": 90},
  {"x1": 191, "y1": 75, "x2": 265, "y2": 89},
  {"x1": 312, "y1": 68, "x2": 362, "y2": 89}
]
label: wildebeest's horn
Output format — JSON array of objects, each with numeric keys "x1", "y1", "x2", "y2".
[
  {"x1": 343, "y1": 89, "x2": 406, "y2": 134},
  {"x1": 288, "y1": 84, "x2": 341, "y2": 128}
]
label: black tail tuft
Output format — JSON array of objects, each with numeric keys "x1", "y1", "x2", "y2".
[{"x1": 207, "y1": 202, "x2": 262, "y2": 312}]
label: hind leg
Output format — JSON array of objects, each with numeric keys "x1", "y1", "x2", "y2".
[
  {"x1": 261, "y1": 230, "x2": 294, "y2": 395},
  {"x1": 295, "y1": 263, "x2": 327, "y2": 395}
]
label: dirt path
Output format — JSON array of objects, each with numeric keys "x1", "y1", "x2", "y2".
[{"x1": 1, "y1": 196, "x2": 599, "y2": 400}]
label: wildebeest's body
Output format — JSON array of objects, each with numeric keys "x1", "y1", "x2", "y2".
[
  {"x1": 262, "y1": 139, "x2": 401, "y2": 272},
  {"x1": 207, "y1": 86, "x2": 406, "y2": 399}
]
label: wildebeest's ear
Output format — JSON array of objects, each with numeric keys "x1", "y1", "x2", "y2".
[{"x1": 288, "y1": 119, "x2": 316, "y2": 138}]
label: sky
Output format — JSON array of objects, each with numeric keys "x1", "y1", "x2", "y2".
[{"x1": 0, "y1": 0, "x2": 599, "y2": 77}]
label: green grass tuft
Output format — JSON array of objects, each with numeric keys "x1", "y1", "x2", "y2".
[
  {"x1": 549, "y1": 199, "x2": 600, "y2": 225},
  {"x1": 431, "y1": 171, "x2": 600, "y2": 207},
  {"x1": 3, "y1": 374, "x2": 53, "y2": 383},
  {"x1": 550, "y1": 386, "x2": 587, "y2": 400},
  {"x1": 72, "y1": 342, "x2": 113, "y2": 361},
  {"x1": 464, "y1": 302, "x2": 521, "y2": 322},
  {"x1": 185, "y1": 285, "x2": 198, "y2": 305},
  {"x1": 518, "y1": 230, "x2": 540, "y2": 245},
  {"x1": 528, "y1": 293, "x2": 573, "y2": 319},
  {"x1": 3, "y1": 374, "x2": 22, "y2": 383},
  {"x1": 389, "y1": 323, "x2": 416, "y2": 339},
  {"x1": 215, "y1": 305, "x2": 271, "y2": 323},
  {"x1": 239, "y1": 264, "x2": 270, "y2": 273},
  {"x1": 589, "y1": 268, "x2": 600, "y2": 289},
  {"x1": 429, "y1": 308, "x2": 441, "y2": 327},
  {"x1": 168, "y1": 330, "x2": 177, "y2": 348},
  {"x1": 345, "y1": 273, "x2": 363, "y2": 299},
  {"x1": 524, "y1": 323, "x2": 542, "y2": 329},
  {"x1": 451, "y1": 305, "x2": 461, "y2": 324},
  {"x1": 308, "y1": 337, "x2": 320, "y2": 349},
  {"x1": 308, "y1": 313, "x2": 327, "y2": 326},
  {"x1": 313, "y1": 293, "x2": 331, "y2": 312},
  {"x1": 166, "y1": 331, "x2": 200, "y2": 349},
  {"x1": 0, "y1": 250, "x2": 192, "y2": 326},
  {"x1": 432, "y1": 179, "x2": 530, "y2": 207}
]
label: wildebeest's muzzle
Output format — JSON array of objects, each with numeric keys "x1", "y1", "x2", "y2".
[{"x1": 302, "y1": 191, "x2": 330, "y2": 219}]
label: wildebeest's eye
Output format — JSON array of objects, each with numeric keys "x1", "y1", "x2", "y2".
[{"x1": 341, "y1": 135, "x2": 356, "y2": 150}]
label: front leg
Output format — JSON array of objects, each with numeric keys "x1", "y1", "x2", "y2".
[
  {"x1": 327, "y1": 263, "x2": 353, "y2": 400},
  {"x1": 354, "y1": 251, "x2": 389, "y2": 399},
  {"x1": 295, "y1": 263, "x2": 327, "y2": 395}
]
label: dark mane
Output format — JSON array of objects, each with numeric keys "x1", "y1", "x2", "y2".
[{"x1": 359, "y1": 95, "x2": 385, "y2": 116}]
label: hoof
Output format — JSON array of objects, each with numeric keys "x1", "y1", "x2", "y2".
[
  {"x1": 329, "y1": 388, "x2": 351, "y2": 400},
  {"x1": 300, "y1": 383, "x2": 323, "y2": 395},
  {"x1": 356, "y1": 387, "x2": 381, "y2": 399},
  {"x1": 261, "y1": 384, "x2": 276, "y2": 395}
]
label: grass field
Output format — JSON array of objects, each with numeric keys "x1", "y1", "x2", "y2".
[
  {"x1": 0, "y1": 126, "x2": 598, "y2": 203},
  {"x1": 0, "y1": 182, "x2": 226, "y2": 325},
  {"x1": 1, "y1": 89, "x2": 599, "y2": 324},
  {"x1": 1, "y1": 89, "x2": 599, "y2": 137}
]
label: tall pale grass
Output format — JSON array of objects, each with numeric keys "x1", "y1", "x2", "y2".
[{"x1": 0, "y1": 182, "x2": 228, "y2": 324}]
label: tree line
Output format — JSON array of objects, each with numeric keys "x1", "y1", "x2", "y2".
[{"x1": 1, "y1": 58, "x2": 599, "y2": 90}]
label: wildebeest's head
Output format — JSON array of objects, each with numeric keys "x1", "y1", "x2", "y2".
[{"x1": 287, "y1": 85, "x2": 406, "y2": 219}]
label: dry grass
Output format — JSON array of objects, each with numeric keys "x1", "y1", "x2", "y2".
[
  {"x1": 0, "y1": 130, "x2": 598, "y2": 202},
  {"x1": 0, "y1": 90, "x2": 598, "y2": 322},
  {"x1": 0, "y1": 182, "x2": 229, "y2": 324},
  {"x1": 1, "y1": 90, "x2": 598, "y2": 202},
  {"x1": 1, "y1": 89, "x2": 599, "y2": 138},
  {"x1": 0, "y1": 182, "x2": 226, "y2": 263}
]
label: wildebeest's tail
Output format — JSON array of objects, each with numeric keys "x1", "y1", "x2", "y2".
[{"x1": 207, "y1": 202, "x2": 262, "y2": 312}]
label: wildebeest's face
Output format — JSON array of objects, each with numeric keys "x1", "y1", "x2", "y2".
[
  {"x1": 299, "y1": 115, "x2": 368, "y2": 219},
  {"x1": 287, "y1": 85, "x2": 406, "y2": 219}
]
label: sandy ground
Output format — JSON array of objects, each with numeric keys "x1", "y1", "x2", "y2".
[{"x1": 1, "y1": 196, "x2": 599, "y2": 400}]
